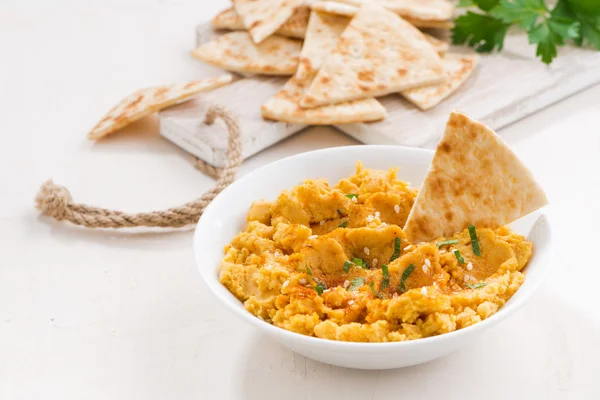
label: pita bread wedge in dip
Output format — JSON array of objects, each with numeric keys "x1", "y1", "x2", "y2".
[
  {"x1": 190, "y1": 31, "x2": 302, "y2": 76},
  {"x1": 401, "y1": 53, "x2": 478, "y2": 110},
  {"x1": 234, "y1": 0, "x2": 306, "y2": 43},
  {"x1": 261, "y1": 75, "x2": 386, "y2": 124},
  {"x1": 404, "y1": 112, "x2": 549, "y2": 242},
  {"x1": 331, "y1": 0, "x2": 454, "y2": 21},
  {"x1": 87, "y1": 75, "x2": 232, "y2": 140},
  {"x1": 212, "y1": 7, "x2": 310, "y2": 39},
  {"x1": 296, "y1": 11, "x2": 350, "y2": 79},
  {"x1": 300, "y1": 4, "x2": 446, "y2": 108}
]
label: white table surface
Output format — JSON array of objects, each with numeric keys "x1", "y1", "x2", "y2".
[{"x1": 1, "y1": 1, "x2": 599, "y2": 399}]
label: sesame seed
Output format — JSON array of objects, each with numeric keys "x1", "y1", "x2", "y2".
[
  {"x1": 299, "y1": 278, "x2": 307, "y2": 285},
  {"x1": 364, "y1": 247, "x2": 370, "y2": 255},
  {"x1": 394, "y1": 205, "x2": 400, "y2": 214},
  {"x1": 320, "y1": 220, "x2": 326, "y2": 226},
  {"x1": 463, "y1": 275, "x2": 470, "y2": 283},
  {"x1": 375, "y1": 211, "x2": 380, "y2": 218},
  {"x1": 323, "y1": 288, "x2": 331, "y2": 293},
  {"x1": 404, "y1": 245, "x2": 413, "y2": 251},
  {"x1": 467, "y1": 262, "x2": 473, "y2": 271},
  {"x1": 308, "y1": 235, "x2": 318, "y2": 240},
  {"x1": 343, "y1": 280, "x2": 350, "y2": 288},
  {"x1": 351, "y1": 196, "x2": 357, "y2": 203},
  {"x1": 265, "y1": 264, "x2": 273, "y2": 270},
  {"x1": 282, "y1": 280, "x2": 289, "y2": 288},
  {"x1": 348, "y1": 300, "x2": 355, "y2": 305},
  {"x1": 372, "y1": 258, "x2": 378, "y2": 266},
  {"x1": 421, "y1": 287, "x2": 427, "y2": 295},
  {"x1": 424, "y1": 259, "x2": 431, "y2": 267},
  {"x1": 366, "y1": 215, "x2": 374, "y2": 222},
  {"x1": 439, "y1": 249, "x2": 446, "y2": 254},
  {"x1": 422, "y1": 265, "x2": 428, "y2": 273},
  {"x1": 379, "y1": 222, "x2": 388, "y2": 227}
]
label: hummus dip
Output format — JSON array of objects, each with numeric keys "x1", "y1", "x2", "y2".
[{"x1": 219, "y1": 163, "x2": 531, "y2": 342}]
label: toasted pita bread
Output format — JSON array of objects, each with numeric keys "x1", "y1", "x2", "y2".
[
  {"x1": 300, "y1": 5, "x2": 446, "y2": 108},
  {"x1": 261, "y1": 75, "x2": 386, "y2": 124},
  {"x1": 332, "y1": 0, "x2": 454, "y2": 21},
  {"x1": 190, "y1": 31, "x2": 302, "y2": 76},
  {"x1": 212, "y1": 7, "x2": 310, "y2": 39},
  {"x1": 88, "y1": 75, "x2": 232, "y2": 140},
  {"x1": 401, "y1": 53, "x2": 478, "y2": 110},
  {"x1": 296, "y1": 11, "x2": 350, "y2": 79},
  {"x1": 234, "y1": 0, "x2": 305, "y2": 43},
  {"x1": 403, "y1": 112, "x2": 549, "y2": 242},
  {"x1": 425, "y1": 34, "x2": 449, "y2": 56},
  {"x1": 312, "y1": 2, "x2": 453, "y2": 28}
]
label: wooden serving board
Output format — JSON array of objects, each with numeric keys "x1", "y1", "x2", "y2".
[{"x1": 159, "y1": 22, "x2": 600, "y2": 166}]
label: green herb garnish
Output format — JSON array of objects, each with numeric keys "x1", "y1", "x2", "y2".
[
  {"x1": 466, "y1": 283, "x2": 487, "y2": 289},
  {"x1": 345, "y1": 193, "x2": 358, "y2": 200},
  {"x1": 381, "y1": 264, "x2": 390, "y2": 289},
  {"x1": 452, "y1": 0, "x2": 597, "y2": 65},
  {"x1": 369, "y1": 281, "x2": 380, "y2": 298},
  {"x1": 305, "y1": 266, "x2": 313, "y2": 276},
  {"x1": 338, "y1": 220, "x2": 348, "y2": 228},
  {"x1": 343, "y1": 258, "x2": 368, "y2": 273},
  {"x1": 399, "y1": 264, "x2": 415, "y2": 293},
  {"x1": 390, "y1": 237, "x2": 401, "y2": 262},
  {"x1": 436, "y1": 239, "x2": 460, "y2": 247},
  {"x1": 453, "y1": 249, "x2": 466, "y2": 264},
  {"x1": 468, "y1": 224, "x2": 481, "y2": 256},
  {"x1": 348, "y1": 277, "x2": 365, "y2": 291},
  {"x1": 315, "y1": 283, "x2": 326, "y2": 295}
]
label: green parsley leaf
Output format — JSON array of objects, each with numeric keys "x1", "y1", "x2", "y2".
[
  {"x1": 338, "y1": 220, "x2": 348, "y2": 228},
  {"x1": 381, "y1": 264, "x2": 390, "y2": 289},
  {"x1": 399, "y1": 264, "x2": 416, "y2": 293},
  {"x1": 458, "y1": 0, "x2": 476, "y2": 7},
  {"x1": 453, "y1": 249, "x2": 466, "y2": 264},
  {"x1": 474, "y1": 0, "x2": 501, "y2": 11},
  {"x1": 528, "y1": 15, "x2": 580, "y2": 63},
  {"x1": 452, "y1": 11, "x2": 510, "y2": 52},
  {"x1": 554, "y1": 0, "x2": 600, "y2": 49},
  {"x1": 491, "y1": 0, "x2": 547, "y2": 30},
  {"x1": 466, "y1": 282, "x2": 487, "y2": 289},
  {"x1": 348, "y1": 277, "x2": 365, "y2": 291},
  {"x1": 390, "y1": 237, "x2": 401, "y2": 262},
  {"x1": 315, "y1": 283, "x2": 326, "y2": 295},
  {"x1": 305, "y1": 266, "x2": 313, "y2": 276},
  {"x1": 345, "y1": 193, "x2": 358, "y2": 200},
  {"x1": 468, "y1": 225, "x2": 482, "y2": 256},
  {"x1": 436, "y1": 239, "x2": 460, "y2": 248}
]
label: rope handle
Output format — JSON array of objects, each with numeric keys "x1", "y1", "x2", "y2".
[{"x1": 35, "y1": 105, "x2": 242, "y2": 229}]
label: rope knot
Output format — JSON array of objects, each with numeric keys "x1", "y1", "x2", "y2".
[{"x1": 35, "y1": 180, "x2": 73, "y2": 220}]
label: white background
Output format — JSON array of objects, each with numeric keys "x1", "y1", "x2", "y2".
[{"x1": 1, "y1": 1, "x2": 599, "y2": 399}]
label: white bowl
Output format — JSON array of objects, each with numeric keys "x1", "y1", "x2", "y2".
[{"x1": 193, "y1": 145, "x2": 552, "y2": 370}]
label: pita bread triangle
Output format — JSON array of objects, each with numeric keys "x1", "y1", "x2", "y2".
[
  {"x1": 190, "y1": 31, "x2": 302, "y2": 76},
  {"x1": 88, "y1": 75, "x2": 232, "y2": 140},
  {"x1": 261, "y1": 75, "x2": 386, "y2": 124},
  {"x1": 403, "y1": 112, "x2": 549, "y2": 242},
  {"x1": 234, "y1": 0, "x2": 305, "y2": 43},
  {"x1": 401, "y1": 53, "x2": 478, "y2": 110},
  {"x1": 212, "y1": 7, "x2": 310, "y2": 39},
  {"x1": 331, "y1": 0, "x2": 454, "y2": 21},
  {"x1": 300, "y1": 4, "x2": 446, "y2": 108}
]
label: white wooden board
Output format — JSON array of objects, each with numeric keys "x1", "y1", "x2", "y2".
[{"x1": 160, "y1": 22, "x2": 600, "y2": 167}]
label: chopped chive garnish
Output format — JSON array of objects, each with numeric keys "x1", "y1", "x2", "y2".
[
  {"x1": 399, "y1": 264, "x2": 415, "y2": 293},
  {"x1": 381, "y1": 264, "x2": 390, "y2": 289},
  {"x1": 305, "y1": 266, "x2": 313, "y2": 276},
  {"x1": 315, "y1": 283, "x2": 326, "y2": 295},
  {"x1": 338, "y1": 220, "x2": 348, "y2": 228},
  {"x1": 343, "y1": 261, "x2": 353, "y2": 273},
  {"x1": 453, "y1": 249, "x2": 465, "y2": 264},
  {"x1": 466, "y1": 283, "x2": 486, "y2": 289},
  {"x1": 345, "y1": 193, "x2": 358, "y2": 200},
  {"x1": 436, "y1": 239, "x2": 459, "y2": 247},
  {"x1": 468, "y1": 225, "x2": 481, "y2": 256},
  {"x1": 369, "y1": 281, "x2": 380, "y2": 298},
  {"x1": 348, "y1": 277, "x2": 364, "y2": 291},
  {"x1": 351, "y1": 258, "x2": 368, "y2": 268},
  {"x1": 390, "y1": 237, "x2": 401, "y2": 262}
]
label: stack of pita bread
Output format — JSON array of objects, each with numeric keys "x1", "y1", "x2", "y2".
[{"x1": 190, "y1": 0, "x2": 477, "y2": 124}]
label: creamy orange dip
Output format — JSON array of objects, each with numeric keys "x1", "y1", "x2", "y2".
[{"x1": 219, "y1": 163, "x2": 531, "y2": 342}]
